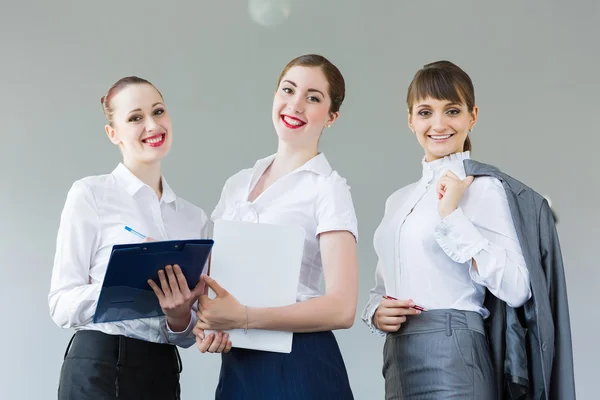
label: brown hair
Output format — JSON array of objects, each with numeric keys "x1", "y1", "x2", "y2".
[
  {"x1": 101, "y1": 76, "x2": 163, "y2": 126},
  {"x1": 406, "y1": 61, "x2": 475, "y2": 152},
  {"x1": 276, "y1": 54, "x2": 345, "y2": 114}
]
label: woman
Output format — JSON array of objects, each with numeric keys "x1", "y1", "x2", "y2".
[
  {"x1": 195, "y1": 54, "x2": 359, "y2": 399},
  {"x1": 49, "y1": 76, "x2": 230, "y2": 400},
  {"x1": 361, "y1": 61, "x2": 532, "y2": 399}
]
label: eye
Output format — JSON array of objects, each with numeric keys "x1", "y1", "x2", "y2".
[
  {"x1": 153, "y1": 108, "x2": 165, "y2": 116},
  {"x1": 446, "y1": 108, "x2": 460, "y2": 115},
  {"x1": 282, "y1": 87, "x2": 293, "y2": 94},
  {"x1": 418, "y1": 110, "x2": 431, "y2": 117},
  {"x1": 128, "y1": 115, "x2": 142, "y2": 122},
  {"x1": 307, "y1": 96, "x2": 320, "y2": 103}
]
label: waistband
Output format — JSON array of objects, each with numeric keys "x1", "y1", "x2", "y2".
[
  {"x1": 64, "y1": 329, "x2": 181, "y2": 373},
  {"x1": 389, "y1": 309, "x2": 485, "y2": 337}
]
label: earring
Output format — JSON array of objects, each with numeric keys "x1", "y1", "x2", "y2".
[
  {"x1": 326, "y1": 124, "x2": 331, "y2": 128},
  {"x1": 469, "y1": 128, "x2": 473, "y2": 133}
]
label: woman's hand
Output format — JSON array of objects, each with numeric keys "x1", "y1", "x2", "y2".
[
  {"x1": 148, "y1": 264, "x2": 204, "y2": 332},
  {"x1": 436, "y1": 171, "x2": 474, "y2": 218},
  {"x1": 193, "y1": 325, "x2": 232, "y2": 353},
  {"x1": 196, "y1": 275, "x2": 246, "y2": 331},
  {"x1": 373, "y1": 298, "x2": 421, "y2": 333}
]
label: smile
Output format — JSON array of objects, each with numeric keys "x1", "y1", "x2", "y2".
[
  {"x1": 281, "y1": 115, "x2": 306, "y2": 129},
  {"x1": 428, "y1": 134, "x2": 454, "y2": 141},
  {"x1": 141, "y1": 133, "x2": 166, "y2": 147}
]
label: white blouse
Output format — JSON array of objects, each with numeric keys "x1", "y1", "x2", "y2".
[
  {"x1": 48, "y1": 163, "x2": 208, "y2": 347},
  {"x1": 362, "y1": 151, "x2": 531, "y2": 335},
  {"x1": 211, "y1": 153, "x2": 358, "y2": 302}
]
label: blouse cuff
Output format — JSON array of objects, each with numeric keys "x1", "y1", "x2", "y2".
[
  {"x1": 166, "y1": 310, "x2": 197, "y2": 337},
  {"x1": 361, "y1": 300, "x2": 387, "y2": 337},
  {"x1": 435, "y1": 207, "x2": 487, "y2": 264}
]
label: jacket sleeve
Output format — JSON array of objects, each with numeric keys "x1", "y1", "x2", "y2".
[{"x1": 539, "y1": 200, "x2": 576, "y2": 399}]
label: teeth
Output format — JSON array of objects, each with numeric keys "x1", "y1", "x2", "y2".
[
  {"x1": 431, "y1": 135, "x2": 451, "y2": 140},
  {"x1": 144, "y1": 135, "x2": 163, "y2": 144},
  {"x1": 283, "y1": 116, "x2": 304, "y2": 126}
]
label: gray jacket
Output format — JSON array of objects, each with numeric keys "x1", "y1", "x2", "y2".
[{"x1": 464, "y1": 160, "x2": 576, "y2": 400}]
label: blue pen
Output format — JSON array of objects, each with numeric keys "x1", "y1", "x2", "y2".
[{"x1": 124, "y1": 226, "x2": 146, "y2": 239}]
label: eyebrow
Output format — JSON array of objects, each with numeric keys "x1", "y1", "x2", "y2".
[
  {"x1": 127, "y1": 102, "x2": 164, "y2": 114},
  {"x1": 416, "y1": 102, "x2": 461, "y2": 108},
  {"x1": 282, "y1": 80, "x2": 325, "y2": 98}
]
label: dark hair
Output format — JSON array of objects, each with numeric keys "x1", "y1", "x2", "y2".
[
  {"x1": 406, "y1": 61, "x2": 475, "y2": 152},
  {"x1": 277, "y1": 54, "x2": 345, "y2": 114},
  {"x1": 101, "y1": 76, "x2": 163, "y2": 126}
]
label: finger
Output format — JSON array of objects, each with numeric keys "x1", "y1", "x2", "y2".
[
  {"x1": 380, "y1": 324, "x2": 401, "y2": 333},
  {"x1": 383, "y1": 299, "x2": 416, "y2": 309},
  {"x1": 216, "y1": 333, "x2": 229, "y2": 353},
  {"x1": 158, "y1": 270, "x2": 172, "y2": 297},
  {"x1": 208, "y1": 332, "x2": 224, "y2": 353},
  {"x1": 195, "y1": 320, "x2": 210, "y2": 331},
  {"x1": 463, "y1": 175, "x2": 475, "y2": 186},
  {"x1": 198, "y1": 294, "x2": 210, "y2": 308},
  {"x1": 196, "y1": 333, "x2": 214, "y2": 353},
  {"x1": 192, "y1": 324, "x2": 205, "y2": 339},
  {"x1": 173, "y1": 265, "x2": 191, "y2": 296},
  {"x1": 143, "y1": 237, "x2": 158, "y2": 242},
  {"x1": 196, "y1": 310, "x2": 210, "y2": 325},
  {"x1": 379, "y1": 316, "x2": 407, "y2": 326},
  {"x1": 436, "y1": 178, "x2": 449, "y2": 194},
  {"x1": 379, "y1": 306, "x2": 420, "y2": 318},
  {"x1": 443, "y1": 170, "x2": 460, "y2": 180},
  {"x1": 201, "y1": 275, "x2": 228, "y2": 297},
  {"x1": 224, "y1": 340, "x2": 233, "y2": 353},
  {"x1": 190, "y1": 275, "x2": 206, "y2": 299},
  {"x1": 165, "y1": 265, "x2": 181, "y2": 295},
  {"x1": 147, "y1": 279, "x2": 166, "y2": 302}
]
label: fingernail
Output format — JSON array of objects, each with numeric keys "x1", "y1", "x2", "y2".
[{"x1": 408, "y1": 300, "x2": 415, "y2": 307}]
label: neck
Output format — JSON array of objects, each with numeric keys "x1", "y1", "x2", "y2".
[
  {"x1": 123, "y1": 159, "x2": 163, "y2": 199},
  {"x1": 271, "y1": 141, "x2": 318, "y2": 177}
]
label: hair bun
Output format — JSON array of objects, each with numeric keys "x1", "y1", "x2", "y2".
[{"x1": 100, "y1": 95, "x2": 105, "y2": 105}]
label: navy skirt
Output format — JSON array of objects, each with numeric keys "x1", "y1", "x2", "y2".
[{"x1": 216, "y1": 331, "x2": 354, "y2": 400}]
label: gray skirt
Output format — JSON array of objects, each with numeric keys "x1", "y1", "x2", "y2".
[{"x1": 383, "y1": 309, "x2": 497, "y2": 400}]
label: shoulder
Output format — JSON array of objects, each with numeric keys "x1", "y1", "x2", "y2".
[
  {"x1": 384, "y1": 181, "x2": 419, "y2": 211},
  {"x1": 470, "y1": 175, "x2": 506, "y2": 196},
  {"x1": 66, "y1": 173, "x2": 115, "y2": 204},
  {"x1": 314, "y1": 170, "x2": 356, "y2": 210},
  {"x1": 318, "y1": 170, "x2": 351, "y2": 192},
  {"x1": 174, "y1": 197, "x2": 208, "y2": 224},
  {"x1": 221, "y1": 167, "x2": 253, "y2": 193}
]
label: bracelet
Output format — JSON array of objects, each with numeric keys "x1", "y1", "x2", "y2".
[{"x1": 244, "y1": 306, "x2": 248, "y2": 335}]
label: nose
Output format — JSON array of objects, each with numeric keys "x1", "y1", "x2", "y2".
[
  {"x1": 431, "y1": 113, "x2": 449, "y2": 133},
  {"x1": 145, "y1": 116, "x2": 160, "y2": 132},
  {"x1": 288, "y1": 94, "x2": 305, "y2": 114}
]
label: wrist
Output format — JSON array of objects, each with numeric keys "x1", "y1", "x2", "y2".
[
  {"x1": 439, "y1": 206, "x2": 457, "y2": 219},
  {"x1": 244, "y1": 306, "x2": 257, "y2": 330},
  {"x1": 167, "y1": 313, "x2": 191, "y2": 332},
  {"x1": 238, "y1": 305, "x2": 249, "y2": 330},
  {"x1": 372, "y1": 308, "x2": 379, "y2": 329}
]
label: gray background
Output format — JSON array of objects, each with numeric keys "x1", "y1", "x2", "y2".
[{"x1": 1, "y1": 0, "x2": 598, "y2": 398}]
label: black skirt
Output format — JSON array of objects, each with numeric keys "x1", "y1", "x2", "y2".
[{"x1": 58, "y1": 329, "x2": 182, "y2": 400}]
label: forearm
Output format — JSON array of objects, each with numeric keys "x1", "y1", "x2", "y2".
[
  {"x1": 247, "y1": 294, "x2": 355, "y2": 332},
  {"x1": 48, "y1": 283, "x2": 102, "y2": 328},
  {"x1": 471, "y1": 246, "x2": 531, "y2": 307}
]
